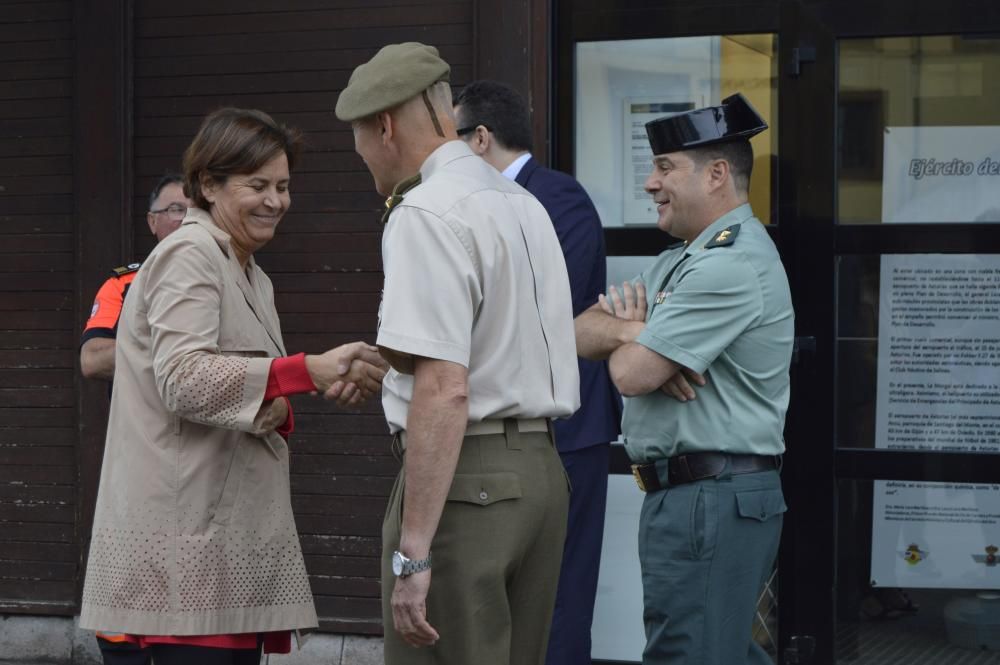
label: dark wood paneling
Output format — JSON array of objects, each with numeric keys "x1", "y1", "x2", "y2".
[
  {"x1": 0, "y1": 0, "x2": 78, "y2": 615},
  {"x1": 136, "y1": 5, "x2": 469, "y2": 38},
  {"x1": 71, "y1": 0, "x2": 132, "y2": 618},
  {"x1": 0, "y1": 40, "x2": 72, "y2": 63},
  {"x1": 136, "y1": 24, "x2": 471, "y2": 59},
  {"x1": 472, "y1": 0, "x2": 550, "y2": 162}
]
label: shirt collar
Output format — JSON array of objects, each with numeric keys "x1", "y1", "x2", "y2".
[
  {"x1": 688, "y1": 203, "x2": 754, "y2": 252},
  {"x1": 419, "y1": 140, "x2": 476, "y2": 182},
  {"x1": 501, "y1": 152, "x2": 532, "y2": 181}
]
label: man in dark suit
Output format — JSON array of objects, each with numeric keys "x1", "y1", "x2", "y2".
[{"x1": 455, "y1": 80, "x2": 623, "y2": 665}]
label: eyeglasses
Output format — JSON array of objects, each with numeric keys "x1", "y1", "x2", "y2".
[
  {"x1": 150, "y1": 203, "x2": 187, "y2": 220},
  {"x1": 457, "y1": 124, "x2": 491, "y2": 137}
]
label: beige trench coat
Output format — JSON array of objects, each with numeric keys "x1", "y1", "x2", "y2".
[{"x1": 79, "y1": 209, "x2": 318, "y2": 636}]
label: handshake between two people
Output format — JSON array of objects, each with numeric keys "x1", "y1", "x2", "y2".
[{"x1": 305, "y1": 341, "x2": 390, "y2": 408}]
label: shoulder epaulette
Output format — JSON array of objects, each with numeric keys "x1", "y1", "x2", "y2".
[
  {"x1": 704, "y1": 224, "x2": 741, "y2": 249},
  {"x1": 111, "y1": 262, "x2": 142, "y2": 277},
  {"x1": 381, "y1": 173, "x2": 422, "y2": 225}
]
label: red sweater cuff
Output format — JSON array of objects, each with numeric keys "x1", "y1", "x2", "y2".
[
  {"x1": 276, "y1": 397, "x2": 294, "y2": 439},
  {"x1": 265, "y1": 353, "x2": 317, "y2": 400}
]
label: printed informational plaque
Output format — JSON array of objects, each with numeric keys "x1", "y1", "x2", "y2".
[
  {"x1": 870, "y1": 254, "x2": 1000, "y2": 589},
  {"x1": 882, "y1": 126, "x2": 1000, "y2": 223},
  {"x1": 622, "y1": 98, "x2": 696, "y2": 226}
]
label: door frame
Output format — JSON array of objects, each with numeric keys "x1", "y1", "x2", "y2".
[{"x1": 552, "y1": 1, "x2": 1000, "y2": 663}]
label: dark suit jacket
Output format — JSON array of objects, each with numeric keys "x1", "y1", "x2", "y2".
[{"x1": 516, "y1": 156, "x2": 622, "y2": 452}]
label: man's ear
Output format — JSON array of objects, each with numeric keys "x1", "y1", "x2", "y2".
[
  {"x1": 146, "y1": 212, "x2": 157, "y2": 236},
  {"x1": 377, "y1": 111, "x2": 394, "y2": 145},
  {"x1": 469, "y1": 125, "x2": 493, "y2": 157},
  {"x1": 706, "y1": 158, "x2": 731, "y2": 194}
]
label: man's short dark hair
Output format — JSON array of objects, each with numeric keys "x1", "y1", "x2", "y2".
[
  {"x1": 454, "y1": 80, "x2": 533, "y2": 153},
  {"x1": 688, "y1": 140, "x2": 754, "y2": 194},
  {"x1": 148, "y1": 173, "x2": 184, "y2": 211}
]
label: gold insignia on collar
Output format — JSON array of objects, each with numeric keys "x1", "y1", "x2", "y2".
[
  {"x1": 380, "y1": 173, "x2": 422, "y2": 225},
  {"x1": 716, "y1": 230, "x2": 731, "y2": 242}
]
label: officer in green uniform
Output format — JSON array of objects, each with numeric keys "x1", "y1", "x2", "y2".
[
  {"x1": 336, "y1": 44, "x2": 578, "y2": 665},
  {"x1": 576, "y1": 93, "x2": 793, "y2": 665}
]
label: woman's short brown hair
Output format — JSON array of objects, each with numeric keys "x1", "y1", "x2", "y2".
[{"x1": 182, "y1": 107, "x2": 303, "y2": 210}]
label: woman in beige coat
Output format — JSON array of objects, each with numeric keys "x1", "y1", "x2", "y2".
[{"x1": 79, "y1": 108, "x2": 385, "y2": 665}]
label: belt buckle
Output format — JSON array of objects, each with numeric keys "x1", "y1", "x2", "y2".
[{"x1": 630, "y1": 464, "x2": 647, "y2": 492}]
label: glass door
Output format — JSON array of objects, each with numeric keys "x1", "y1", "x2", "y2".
[{"x1": 779, "y1": 2, "x2": 1000, "y2": 663}]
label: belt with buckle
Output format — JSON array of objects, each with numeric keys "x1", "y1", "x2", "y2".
[{"x1": 631, "y1": 452, "x2": 779, "y2": 493}]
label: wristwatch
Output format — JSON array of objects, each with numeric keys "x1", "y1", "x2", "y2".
[{"x1": 392, "y1": 550, "x2": 432, "y2": 578}]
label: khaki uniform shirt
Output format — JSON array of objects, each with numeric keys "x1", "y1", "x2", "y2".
[
  {"x1": 79, "y1": 209, "x2": 317, "y2": 636},
  {"x1": 623, "y1": 204, "x2": 794, "y2": 462},
  {"x1": 378, "y1": 140, "x2": 580, "y2": 433}
]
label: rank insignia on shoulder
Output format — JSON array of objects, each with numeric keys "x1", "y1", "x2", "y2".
[
  {"x1": 704, "y1": 224, "x2": 741, "y2": 249},
  {"x1": 111, "y1": 262, "x2": 141, "y2": 277},
  {"x1": 381, "y1": 173, "x2": 422, "y2": 225}
]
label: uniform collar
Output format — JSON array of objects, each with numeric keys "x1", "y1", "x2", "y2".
[
  {"x1": 688, "y1": 203, "x2": 754, "y2": 252},
  {"x1": 381, "y1": 173, "x2": 422, "y2": 225},
  {"x1": 419, "y1": 140, "x2": 476, "y2": 182}
]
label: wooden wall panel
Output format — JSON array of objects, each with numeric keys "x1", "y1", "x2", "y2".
[
  {"x1": 0, "y1": 0, "x2": 77, "y2": 615},
  {"x1": 131, "y1": 0, "x2": 473, "y2": 634}
]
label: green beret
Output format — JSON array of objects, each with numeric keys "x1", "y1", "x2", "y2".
[{"x1": 335, "y1": 42, "x2": 451, "y2": 122}]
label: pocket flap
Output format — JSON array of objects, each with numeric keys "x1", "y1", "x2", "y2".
[
  {"x1": 735, "y1": 488, "x2": 788, "y2": 522},
  {"x1": 447, "y1": 472, "x2": 522, "y2": 506}
]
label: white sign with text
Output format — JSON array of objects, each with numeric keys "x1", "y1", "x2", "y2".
[
  {"x1": 871, "y1": 254, "x2": 1000, "y2": 589},
  {"x1": 882, "y1": 126, "x2": 1000, "y2": 223}
]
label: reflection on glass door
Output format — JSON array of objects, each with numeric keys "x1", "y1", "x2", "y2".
[
  {"x1": 835, "y1": 34, "x2": 1000, "y2": 665},
  {"x1": 838, "y1": 36, "x2": 1000, "y2": 224},
  {"x1": 576, "y1": 34, "x2": 778, "y2": 229}
]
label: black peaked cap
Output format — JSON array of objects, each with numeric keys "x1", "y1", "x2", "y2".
[{"x1": 645, "y1": 93, "x2": 767, "y2": 156}]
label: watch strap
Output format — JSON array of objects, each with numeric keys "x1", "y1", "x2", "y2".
[{"x1": 400, "y1": 553, "x2": 432, "y2": 577}]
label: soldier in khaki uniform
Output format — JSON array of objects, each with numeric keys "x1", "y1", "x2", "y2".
[
  {"x1": 335, "y1": 43, "x2": 580, "y2": 665},
  {"x1": 576, "y1": 95, "x2": 793, "y2": 665}
]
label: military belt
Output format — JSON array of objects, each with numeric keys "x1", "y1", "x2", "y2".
[
  {"x1": 631, "y1": 452, "x2": 780, "y2": 493},
  {"x1": 396, "y1": 417, "x2": 551, "y2": 453}
]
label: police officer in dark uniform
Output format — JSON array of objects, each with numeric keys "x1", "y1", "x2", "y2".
[{"x1": 575, "y1": 94, "x2": 793, "y2": 665}]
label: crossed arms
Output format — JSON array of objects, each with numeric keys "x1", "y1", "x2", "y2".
[{"x1": 575, "y1": 281, "x2": 705, "y2": 400}]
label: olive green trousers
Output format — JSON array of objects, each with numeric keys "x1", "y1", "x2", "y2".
[{"x1": 381, "y1": 422, "x2": 570, "y2": 665}]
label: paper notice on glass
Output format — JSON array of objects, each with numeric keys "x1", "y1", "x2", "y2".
[
  {"x1": 882, "y1": 126, "x2": 1000, "y2": 223},
  {"x1": 623, "y1": 99, "x2": 696, "y2": 226},
  {"x1": 870, "y1": 254, "x2": 1000, "y2": 589},
  {"x1": 870, "y1": 480, "x2": 1000, "y2": 590}
]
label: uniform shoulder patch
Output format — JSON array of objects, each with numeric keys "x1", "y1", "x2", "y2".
[
  {"x1": 111, "y1": 262, "x2": 141, "y2": 277},
  {"x1": 704, "y1": 224, "x2": 741, "y2": 249},
  {"x1": 381, "y1": 173, "x2": 423, "y2": 225}
]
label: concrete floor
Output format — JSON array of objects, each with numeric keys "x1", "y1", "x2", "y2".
[{"x1": 0, "y1": 615, "x2": 383, "y2": 665}]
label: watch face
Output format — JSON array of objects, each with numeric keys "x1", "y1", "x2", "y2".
[{"x1": 392, "y1": 551, "x2": 405, "y2": 576}]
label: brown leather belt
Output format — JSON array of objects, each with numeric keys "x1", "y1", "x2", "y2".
[{"x1": 631, "y1": 452, "x2": 779, "y2": 493}]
